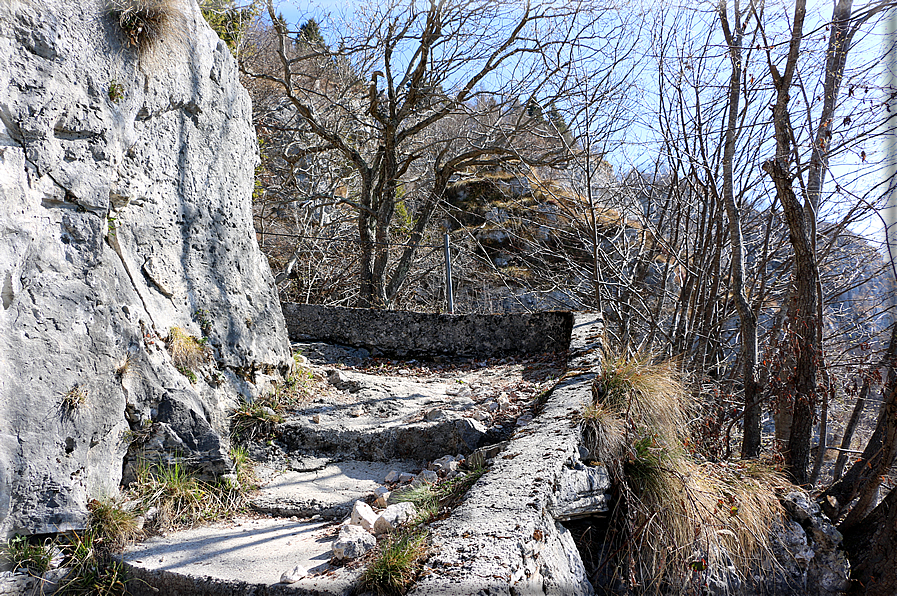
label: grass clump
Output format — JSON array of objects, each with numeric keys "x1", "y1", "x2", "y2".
[
  {"x1": 360, "y1": 529, "x2": 428, "y2": 596},
  {"x1": 88, "y1": 498, "x2": 141, "y2": 553},
  {"x1": 229, "y1": 445, "x2": 258, "y2": 489},
  {"x1": 585, "y1": 353, "x2": 787, "y2": 594},
  {"x1": 230, "y1": 397, "x2": 283, "y2": 443},
  {"x1": 2, "y1": 535, "x2": 57, "y2": 576},
  {"x1": 56, "y1": 532, "x2": 129, "y2": 596},
  {"x1": 166, "y1": 327, "x2": 208, "y2": 371},
  {"x1": 130, "y1": 459, "x2": 242, "y2": 530},
  {"x1": 390, "y1": 485, "x2": 439, "y2": 524},
  {"x1": 107, "y1": 0, "x2": 180, "y2": 53}
]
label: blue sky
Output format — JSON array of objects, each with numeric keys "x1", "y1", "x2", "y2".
[{"x1": 268, "y1": 0, "x2": 354, "y2": 30}]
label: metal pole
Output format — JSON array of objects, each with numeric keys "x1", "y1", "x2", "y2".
[{"x1": 443, "y1": 233, "x2": 454, "y2": 314}]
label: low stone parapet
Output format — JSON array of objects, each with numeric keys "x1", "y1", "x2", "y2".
[{"x1": 281, "y1": 303, "x2": 576, "y2": 358}]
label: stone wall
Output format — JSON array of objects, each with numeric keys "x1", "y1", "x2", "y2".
[
  {"x1": 0, "y1": 0, "x2": 291, "y2": 537},
  {"x1": 282, "y1": 304, "x2": 576, "y2": 357}
]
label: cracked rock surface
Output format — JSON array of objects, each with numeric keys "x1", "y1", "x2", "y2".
[{"x1": 0, "y1": 0, "x2": 290, "y2": 537}]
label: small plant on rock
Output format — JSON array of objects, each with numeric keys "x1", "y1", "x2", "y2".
[
  {"x1": 63, "y1": 384, "x2": 89, "y2": 410},
  {"x1": 166, "y1": 327, "x2": 208, "y2": 371},
  {"x1": 107, "y1": 80, "x2": 125, "y2": 103},
  {"x1": 107, "y1": 0, "x2": 180, "y2": 53}
]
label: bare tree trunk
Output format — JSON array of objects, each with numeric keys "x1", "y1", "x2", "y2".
[{"x1": 719, "y1": 0, "x2": 761, "y2": 458}]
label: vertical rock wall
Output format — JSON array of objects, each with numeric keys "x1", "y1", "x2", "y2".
[{"x1": 0, "y1": 0, "x2": 291, "y2": 536}]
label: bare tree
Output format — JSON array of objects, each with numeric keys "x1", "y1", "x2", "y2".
[{"x1": 243, "y1": 0, "x2": 620, "y2": 308}]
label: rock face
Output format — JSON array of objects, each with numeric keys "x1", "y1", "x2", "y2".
[{"x1": 0, "y1": 0, "x2": 291, "y2": 537}]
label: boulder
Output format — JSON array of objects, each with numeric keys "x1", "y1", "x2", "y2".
[
  {"x1": 0, "y1": 0, "x2": 291, "y2": 537},
  {"x1": 279, "y1": 565, "x2": 308, "y2": 584}
]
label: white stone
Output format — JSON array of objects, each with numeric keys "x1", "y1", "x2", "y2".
[
  {"x1": 350, "y1": 500, "x2": 378, "y2": 532},
  {"x1": 332, "y1": 525, "x2": 377, "y2": 560},
  {"x1": 280, "y1": 565, "x2": 308, "y2": 584},
  {"x1": 374, "y1": 502, "x2": 417, "y2": 534}
]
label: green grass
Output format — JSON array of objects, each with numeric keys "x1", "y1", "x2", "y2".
[
  {"x1": 229, "y1": 445, "x2": 258, "y2": 490},
  {"x1": 2, "y1": 535, "x2": 56, "y2": 576},
  {"x1": 390, "y1": 485, "x2": 438, "y2": 524},
  {"x1": 130, "y1": 459, "x2": 244, "y2": 531},
  {"x1": 360, "y1": 530, "x2": 428, "y2": 596}
]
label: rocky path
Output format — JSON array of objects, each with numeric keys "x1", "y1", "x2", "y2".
[{"x1": 122, "y1": 317, "x2": 602, "y2": 595}]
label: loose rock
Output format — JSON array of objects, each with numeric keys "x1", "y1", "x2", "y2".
[
  {"x1": 280, "y1": 565, "x2": 308, "y2": 584},
  {"x1": 350, "y1": 500, "x2": 378, "y2": 533},
  {"x1": 332, "y1": 525, "x2": 377, "y2": 560},
  {"x1": 374, "y1": 502, "x2": 417, "y2": 534}
]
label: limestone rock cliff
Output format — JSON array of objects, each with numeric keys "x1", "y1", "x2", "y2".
[{"x1": 0, "y1": 0, "x2": 291, "y2": 536}]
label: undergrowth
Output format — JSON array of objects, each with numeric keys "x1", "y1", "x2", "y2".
[{"x1": 583, "y1": 353, "x2": 788, "y2": 594}]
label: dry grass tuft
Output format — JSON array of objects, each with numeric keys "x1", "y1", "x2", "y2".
[
  {"x1": 585, "y1": 353, "x2": 789, "y2": 594},
  {"x1": 107, "y1": 0, "x2": 182, "y2": 53},
  {"x1": 88, "y1": 497, "x2": 142, "y2": 552},
  {"x1": 165, "y1": 327, "x2": 208, "y2": 371}
]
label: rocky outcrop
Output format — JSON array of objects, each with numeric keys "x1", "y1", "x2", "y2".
[{"x1": 0, "y1": 0, "x2": 291, "y2": 537}]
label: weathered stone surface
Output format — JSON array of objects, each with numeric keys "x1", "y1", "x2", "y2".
[
  {"x1": 332, "y1": 524, "x2": 376, "y2": 560},
  {"x1": 0, "y1": 0, "x2": 290, "y2": 537},
  {"x1": 282, "y1": 304, "x2": 574, "y2": 357},
  {"x1": 374, "y1": 502, "x2": 418, "y2": 534},
  {"x1": 548, "y1": 463, "x2": 611, "y2": 521}
]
